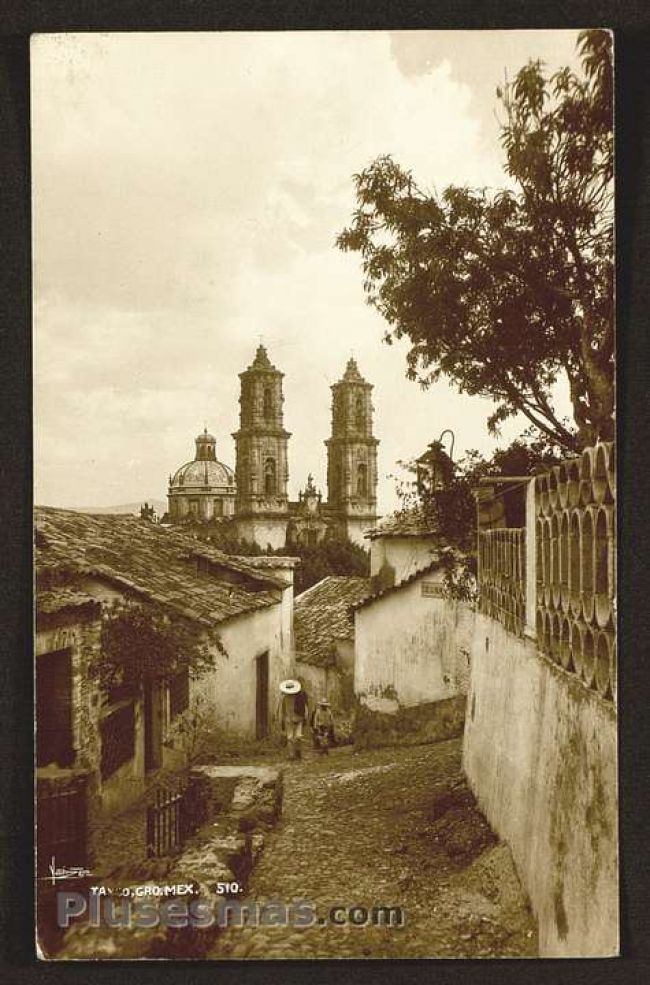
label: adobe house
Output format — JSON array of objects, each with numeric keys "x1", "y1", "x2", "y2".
[
  {"x1": 35, "y1": 508, "x2": 297, "y2": 876},
  {"x1": 352, "y1": 559, "x2": 473, "y2": 714},
  {"x1": 354, "y1": 508, "x2": 473, "y2": 719},
  {"x1": 365, "y1": 507, "x2": 441, "y2": 589},
  {"x1": 293, "y1": 575, "x2": 371, "y2": 713}
]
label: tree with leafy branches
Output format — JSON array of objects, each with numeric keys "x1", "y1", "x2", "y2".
[
  {"x1": 288, "y1": 537, "x2": 370, "y2": 594},
  {"x1": 337, "y1": 30, "x2": 613, "y2": 453},
  {"x1": 96, "y1": 598, "x2": 225, "y2": 698},
  {"x1": 195, "y1": 528, "x2": 370, "y2": 595},
  {"x1": 394, "y1": 430, "x2": 563, "y2": 556}
]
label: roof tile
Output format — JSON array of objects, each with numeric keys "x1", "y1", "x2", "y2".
[
  {"x1": 367, "y1": 507, "x2": 437, "y2": 539},
  {"x1": 294, "y1": 576, "x2": 371, "y2": 667},
  {"x1": 352, "y1": 557, "x2": 447, "y2": 612},
  {"x1": 35, "y1": 507, "x2": 281, "y2": 626}
]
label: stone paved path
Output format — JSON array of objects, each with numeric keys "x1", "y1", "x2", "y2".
[{"x1": 208, "y1": 738, "x2": 538, "y2": 959}]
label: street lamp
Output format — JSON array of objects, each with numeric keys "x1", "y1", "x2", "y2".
[
  {"x1": 417, "y1": 429, "x2": 456, "y2": 495},
  {"x1": 437, "y1": 429, "x2": 455, "y2": 463}
]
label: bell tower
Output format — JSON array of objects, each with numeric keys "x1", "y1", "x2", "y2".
[
  {"x1": 325, "y1": 357, "x2": 379, "y2": 544},
  {"x1": 232, "y1": 345, "x2": 290, "y2": 542}
]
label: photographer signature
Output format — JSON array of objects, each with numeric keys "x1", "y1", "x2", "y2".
[{"x1": 43, "y1": 856, "x2": 94, "y2": 885}]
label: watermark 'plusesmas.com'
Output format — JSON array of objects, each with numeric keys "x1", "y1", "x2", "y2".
[{"x1": 56, "y1": 892, "x2": 405, "y2": 930}]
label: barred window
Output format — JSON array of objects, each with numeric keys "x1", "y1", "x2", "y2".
[
  {"x1": 100, "y1": 702, "x2": 135, "y2": 781},
  {"x1": 169, "y1": 668, "x2": 190, "y2": 719}
]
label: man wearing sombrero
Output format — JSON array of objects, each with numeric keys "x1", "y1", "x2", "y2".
[{"x1": 277, "y1": 678, "x2": 309, "y2": 760}]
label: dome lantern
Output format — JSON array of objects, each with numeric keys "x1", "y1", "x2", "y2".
[{"x1": 195, "y1": 427, "x2": 217, "y2": 462}]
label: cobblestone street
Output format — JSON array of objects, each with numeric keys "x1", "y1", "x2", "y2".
[{"x1": 208, "y1": 738, "x2": 538, "y2": 959}]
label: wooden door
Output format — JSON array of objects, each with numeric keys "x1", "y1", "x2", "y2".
[
  {"x1": 255, "y1": 651, "x2": 269, "y2": 739},
  {"x1": 144, "y1": 682, "x2": 163, "y2": 772},
  {"x1": 36, "y1": 648, "x2": 74, "y2": 768}
]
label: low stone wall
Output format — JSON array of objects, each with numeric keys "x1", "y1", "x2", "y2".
[
  {"x1": 187, "y1": 764, "x2": 283, "y2": 835},
  {"x1": 462, "y1": 613, "x2": 618, "y2": 957},
  {"x1": 353, "y1": 695, "x2": 466, "y2": 750},
  {"x1": 57, "y1": 765, "x2": 283, "y2": 959}
]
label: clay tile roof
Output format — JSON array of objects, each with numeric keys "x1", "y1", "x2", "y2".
[
  {"x1": 34, "y1": 507, "x2": 282, "y2": 626},
  {"x1": 294, "y1": 576, "x2": 372, "y2": 667},
  {"x1": 231, "y1": 556, "x2": 301, "y2": 570},
  {"x1": 366, "y1": 506, "x2": 437, "y2": 539}
]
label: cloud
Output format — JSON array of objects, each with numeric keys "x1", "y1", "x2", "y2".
[
  {"x1": 33, "y1": 31, "x2": 575, "y2": 510},
  {"x1": 389, "y1": 30, "x2": 582, "y2": 161}
]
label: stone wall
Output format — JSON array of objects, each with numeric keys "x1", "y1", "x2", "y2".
[
  {"x1": 35, "y1": 610, "x2": 108, "y2": 871},
  {"x1": 354, "y1": 694, "x2": 466, "y2": 750},
  {"x1": 465, "y1": 442, "x2": 618, "y2": 956},
  {"x1": 462, "y1": 613, "x2": 618, "y2": 956},
  {"x1": 67, "y1": 577, "x2": 196, "y2": 811},
  {"x1": 58, "y1": 765, "x2": 283, "y2": 959}
]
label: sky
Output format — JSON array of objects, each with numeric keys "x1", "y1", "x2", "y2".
[{"x1": 32, "y1": 30, "x2": 582, "y2": 514}]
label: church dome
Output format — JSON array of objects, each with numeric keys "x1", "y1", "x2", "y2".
[
  {"x1": 170, "y1": 458, "x2": 235, "y2": 491},
  {"x1": 167, "y1": 425, "x2": 236, "y2": 524}
]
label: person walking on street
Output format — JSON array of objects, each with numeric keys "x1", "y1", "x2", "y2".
[
  {"x1": 277, "y1": 679, "x2": 309, "y2": 760},
  {"x1": 312, "y1": 697, "x2": 335, "y2": 755}
]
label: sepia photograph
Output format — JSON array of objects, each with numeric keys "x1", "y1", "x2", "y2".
[{"x1": 32, "y1": 28, "x2": 616, "y2": 960}]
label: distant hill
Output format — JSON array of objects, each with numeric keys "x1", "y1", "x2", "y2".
[{"x1": 64, "y1": 499, "x2": 168, "y2": 517}]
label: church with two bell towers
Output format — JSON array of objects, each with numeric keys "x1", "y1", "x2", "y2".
[{"x1": 166, "y1": 344, "x2": 379, "y2": 549}]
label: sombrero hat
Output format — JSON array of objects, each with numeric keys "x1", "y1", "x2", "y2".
[{"x1": 279, "y1": 679, "x2": 301, "y2": 694}]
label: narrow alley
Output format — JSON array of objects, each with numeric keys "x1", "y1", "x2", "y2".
[{"x1": 208, "y1": 737, "x2": 537, "y2": 959}]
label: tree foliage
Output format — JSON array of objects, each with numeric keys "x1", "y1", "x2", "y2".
[
  {"x1": 195, "y1": 527, "x2": 370, "y2": 595},
  {"x1": 395, "y1": 431, "x2": 563, "y2": 557},
  {"x1": 97, "y1": 599, "x2": 224, "y2": 695},
  {"x1": 337, "y1": 31, "x2": 613, "y2": 452},
  {"x1": 289, "y1": 538, "x2": 370, "y2": 594}
]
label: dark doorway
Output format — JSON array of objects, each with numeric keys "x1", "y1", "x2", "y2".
[
  {"x1": 255, "y1": 651, "x2": 269, "y2": 739},
  {"x1": 144, "y1": 682, "x2": 163, "y2": 772},
  {"x1": 36, "y1": 648, "x2": 74, "y2": 768}
]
